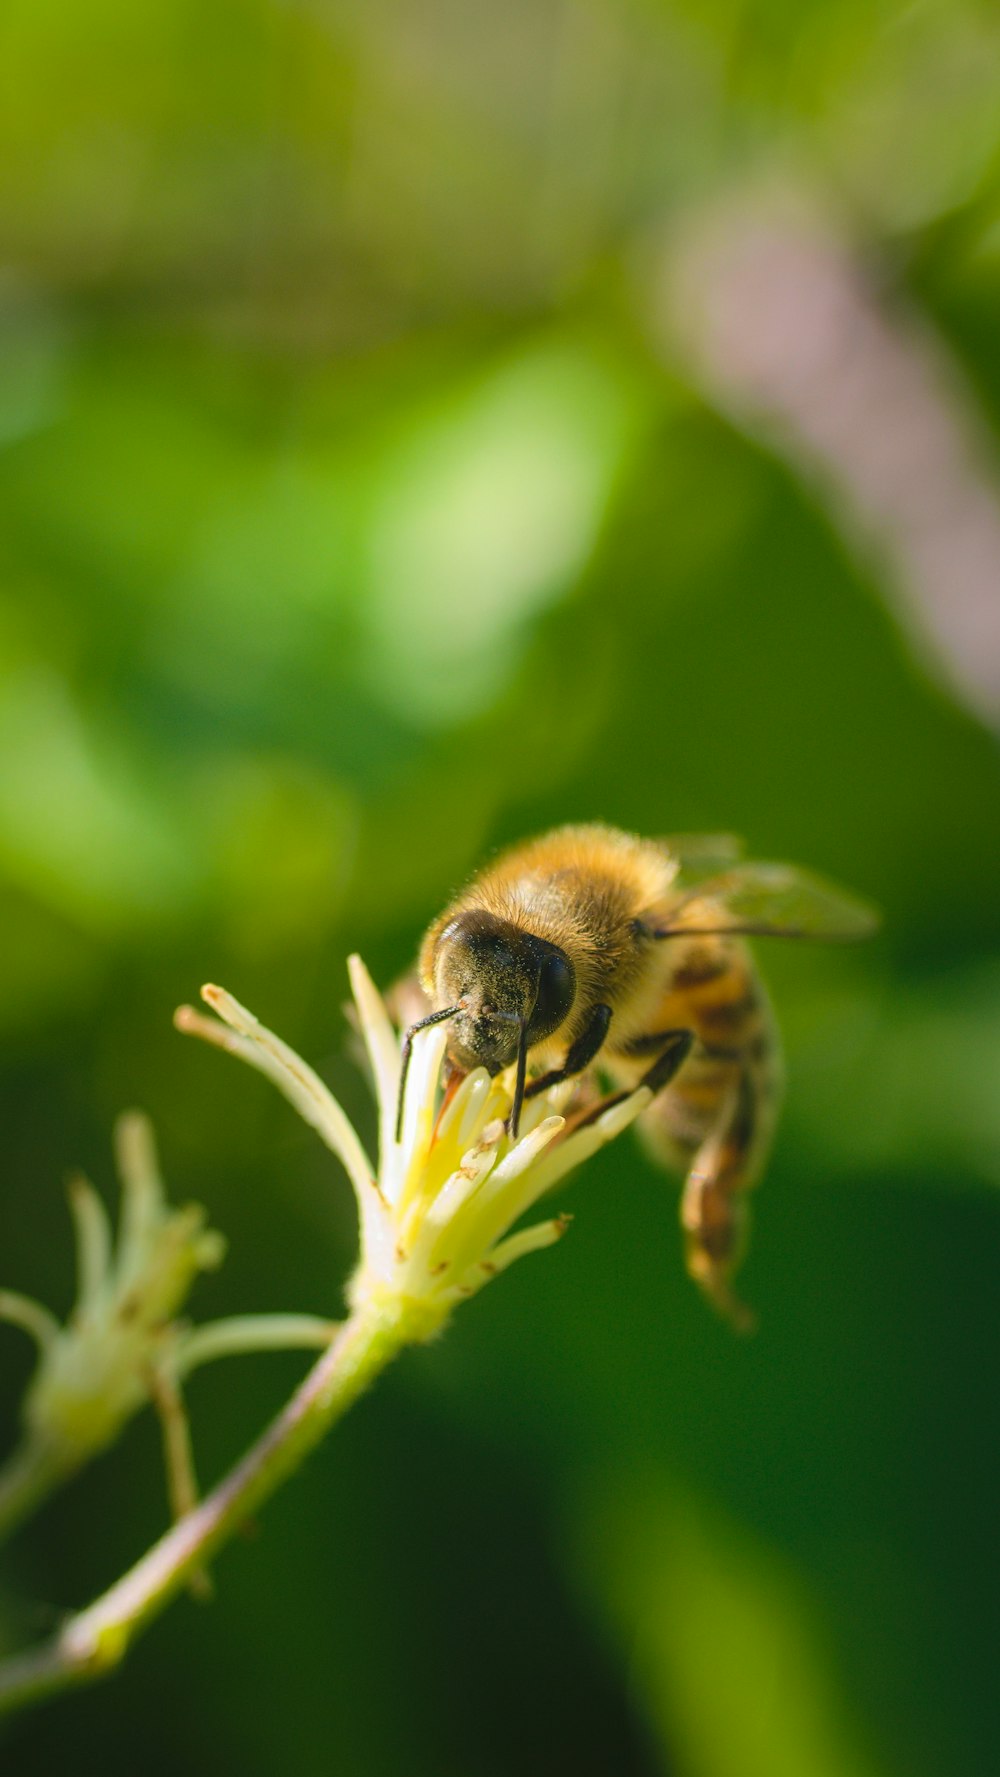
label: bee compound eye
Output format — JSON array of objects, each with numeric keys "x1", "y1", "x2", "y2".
[{"x1": 529, "y1": 947, "x2": 575, "y2": 1039}]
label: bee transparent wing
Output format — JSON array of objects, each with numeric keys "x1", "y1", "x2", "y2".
[
  {"x1": 652, "y1": 862, "x2": 880, "y2": 942},
  {"x1": 657, "y1": 833, "x2": 746, "y2": 887}
]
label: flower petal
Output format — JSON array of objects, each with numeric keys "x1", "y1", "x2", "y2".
[
  {"x1": 448, "y1": 1215, "x2": 572, "y2": 1302},
  {"x1": 0, "y1": 1290, "x2": 60, "y2": 1352},
  {"x1": 348, "y1": 954, "x2": 401, "y2": 1170},
  {"x1": 114, "y1": 1112, "x2": 166, "y2": 1286},
  {"x1": 67, "y1": 1175, "x2": 113, "y2": 1316},
  {"x1": 516, "y1": 1088, "x2": 653, "y2": 1202},
  {"x1": 174, "y1": 1314, "x2": 339, "y2": 1376},
  {"x1": 179, "y1": 988, "x2": 375, "y2": 1208}
]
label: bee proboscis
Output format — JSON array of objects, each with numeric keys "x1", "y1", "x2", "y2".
[{"x1": 398, "y1": 824, "x2": 877, "y2": 1329}]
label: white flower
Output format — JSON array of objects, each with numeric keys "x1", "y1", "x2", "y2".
[
  {"x1": 0, "y1": 1115, "x2": 225, "y2": 1466},
  {"x1": 0, "y1": 1116, "x2": 336, "y2": 1518},
  {"x1": 175, "y1": 956, "x2": 654, "y2": 1342}
]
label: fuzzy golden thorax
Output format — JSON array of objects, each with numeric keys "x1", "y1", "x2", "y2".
[{"x1": 419, "y1": 824, "x2": 679, "y2": 1060}]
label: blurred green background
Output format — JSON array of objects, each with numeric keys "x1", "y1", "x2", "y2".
[{"x1": 2, "y1": 0, "x2": 1000, "y2": 1771}]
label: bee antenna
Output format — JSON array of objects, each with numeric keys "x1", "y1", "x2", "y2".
[
  {"x1": 395, "y1": 1005, "x2": 462, "y2": 1144},
  {"x1": 508, "y1": 965, "x2": 545, "y2": 1141},
  {"x1": 508, "y1": 1018, "x2": 529, "y2": 1142}
]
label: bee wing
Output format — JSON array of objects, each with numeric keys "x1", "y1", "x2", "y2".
[
  {"x1": 652, "y1": 863, "x2": 880, "y2": 942},
  {"x1": 657, "y1": 833, "x2": 746, "y2": 887}
]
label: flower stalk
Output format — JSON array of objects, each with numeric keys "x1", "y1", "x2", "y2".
[{"x1": 0, "y1": 1300, "x2": 406, "y2": 1717}]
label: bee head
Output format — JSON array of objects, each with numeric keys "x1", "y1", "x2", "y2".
[{"x1": 434, "y1": 909, "x2": 575, "y2": 1076}]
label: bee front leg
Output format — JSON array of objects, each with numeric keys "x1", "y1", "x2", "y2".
[
  {"x1": 523, "y1": 1003, "x2": 613, "y2": 1100},
  {"x1": 396, "y1": 1004, "x2": 465, "y2": 1142}
]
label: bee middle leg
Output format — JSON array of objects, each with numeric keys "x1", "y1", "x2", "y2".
[
  {"x1": 563, "y1": 1027, "x2": 695, "y2": 1134},
  {"x1": 621, "y1": 1026, "x2": 696, "y2": 1093}
]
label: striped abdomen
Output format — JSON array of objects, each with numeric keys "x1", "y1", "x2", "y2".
[{"x1": 636, "y1": 936, "x2": 783, "y2": 1330}]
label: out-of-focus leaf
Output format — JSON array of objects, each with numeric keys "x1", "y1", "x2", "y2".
[
  {"x1": 190, "y1": 754, "x2": 357, "y2": 955},
  {"x1": 0, "y1": 665, "x2": 193, "y2": 931},
  {"x1": 784, "y1": 961, "x2": 1000, "y2": 1187},
  {"x1": 0, "y1": 893, "x2": 99, "y2": 1034},
  {"x1": 358, "y1": 338, "x2": 650, "y2": 726},
  {"x1": 582, "y1": 1479, "x2": 886, "y2": 1777}
]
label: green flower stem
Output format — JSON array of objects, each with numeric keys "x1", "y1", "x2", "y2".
[
  {"x1": 0, "y1": 1297, "x2": 410, "y2": 1719},
  {"x1": 0, "y1": 1435, "x2": 78, "y2": 1548}
]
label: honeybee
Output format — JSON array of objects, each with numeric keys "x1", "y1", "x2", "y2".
[{"x1": 399, "y1": 823, "x2": 877, "y2": 1329}]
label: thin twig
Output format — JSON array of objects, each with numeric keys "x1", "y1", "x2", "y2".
[{"x1": 0, "y1": 1301, "x2": 407, "y2": 1718}]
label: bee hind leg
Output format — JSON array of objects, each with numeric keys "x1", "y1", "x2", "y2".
[{"x1": 681, "y1": 1071, "x2": 758, "y2": 1334}]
